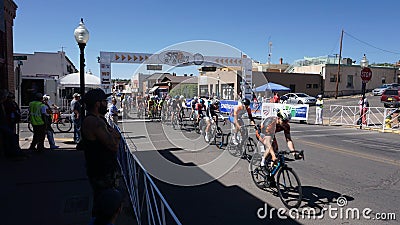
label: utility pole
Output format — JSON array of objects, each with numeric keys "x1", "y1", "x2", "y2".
[{"x1": 335, "y1": 29, "x2": 344, "y2": 99}]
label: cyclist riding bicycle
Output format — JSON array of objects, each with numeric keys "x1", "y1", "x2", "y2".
[
  {"x1": 229, "y1": 98, "x2": 255, "y2": 145},
  {"x1": 170, "y1": 95, "x2": 181, "y2": 123},
  {"x1": 190, "y1": 96, "x2": 198, "y2": 120},
  {"x1": 204, "y1": 99, "x2": 220, "y2": 142},
  {"x1": 255, "y1": 109, "x2": 302, "y2": 168},
  {"x1": 147, "y1": 96, "x2": 156, "y2": 118},
  {"x1": 195, "y1": 98, "x2": 205, "y2": 125}
]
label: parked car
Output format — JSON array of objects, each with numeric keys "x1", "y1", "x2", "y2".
[
  {"x1": 372, "y1": 84, "x2": 392, "y2": 96},
  {"x1": 381, "y1": 88, "x2": 400, "y2": 108},
  {"x1": 281, "y1": 93, "x2": 317, "y2": 105}
]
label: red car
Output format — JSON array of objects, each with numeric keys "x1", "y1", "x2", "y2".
[{"x1": 381, "y1": 88, "x2": 400, "y2": 108}]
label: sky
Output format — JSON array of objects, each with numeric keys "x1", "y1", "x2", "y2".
[{"x1": 12, "y1": 0, "x2": 400, "y2": 80}]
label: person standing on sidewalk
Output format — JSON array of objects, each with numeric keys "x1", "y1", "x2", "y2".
[
  {"x1": 315, "y1": 94, "x2": 324, "y2": 125},
  {"x1": 70, "y1": 93, "x2": 82, "y2": 143},
  {"x1": 77, "y1": 88, "x2": 121, "y2": 217},
  {"x1": 43, "y1": 95, "x2": 59, "y2": 149},
  {"x1": 28, "y1": 92, "x2": 47, "y2": 152},
  {"x1": 109, "y1": 98, "x2": 119, "y2": 125}
]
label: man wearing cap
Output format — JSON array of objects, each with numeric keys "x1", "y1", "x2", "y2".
[
  {"x1": 315, "y1": 94, "x2": 324, "y2": 125},
  {"x1": 70, "y1": 93, "x2": 82, "y2": 143},
  {"x1": 28, "y1": 92, "x2": 47, "y2": 152},
  {"x1": 77, "y1": 88, "x2": 122, "y2": 216}
]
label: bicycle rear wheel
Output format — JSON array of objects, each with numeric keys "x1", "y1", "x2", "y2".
[
  {"x1": 56, "y1": 118, "x2": 72, "y2": 132},
  {"x1": 276, "y1": 167, "x2": 303, "y2": 209},
  {"x1": 249, "y1": 152, "x2": 268, "y2": 189}
]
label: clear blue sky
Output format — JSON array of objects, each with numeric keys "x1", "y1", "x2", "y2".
[{"x1": 13, "y1": 0, "x2": 400, "y2": 80}]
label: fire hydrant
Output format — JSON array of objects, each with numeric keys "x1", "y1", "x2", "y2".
[{"x1": 385, "y1": 115, "x2": 392, "y2": 129}]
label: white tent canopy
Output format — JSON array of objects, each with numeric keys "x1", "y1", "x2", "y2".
[{"x1": 59, "y1": 72, "x2": 101, "y2": 88}]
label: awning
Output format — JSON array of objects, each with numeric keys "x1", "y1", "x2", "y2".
[
  {"x1": 254, "y1": 82, "x2": 290, "y2": 92},
  {"x1": 148, "y1": 86, "x2": 159, "y2": 93}
]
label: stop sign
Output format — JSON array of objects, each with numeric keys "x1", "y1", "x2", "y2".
[{"x1": 361, "y1": 67, "x2": 372, "y2": 82}]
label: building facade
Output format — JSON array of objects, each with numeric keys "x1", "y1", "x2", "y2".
[
  {"x1": 0, "y1": 0, "x2": 17, "y2": 91},
  {"x1": 292, "y1": 56, "x2": 399, "y2": 97}
]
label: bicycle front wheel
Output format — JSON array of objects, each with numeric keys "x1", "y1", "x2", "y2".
[
  {"x1": 276, "y1": 167, "x2": 303, "y2": 209},
  {"x1": 249, "y1": 152, "x2": 268, "y2": 189},
  {"x1": 56, "y1": 118, "x2": 72, "y2": 132},
  {"x1": 226, "y1": 134, "x2": 243, "y2": 157}
]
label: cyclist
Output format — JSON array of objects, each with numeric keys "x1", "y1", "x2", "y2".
[
  {"x1": 255, "y1": 109, "x2": 301, "y2": 168},
  {"x1": 229, "y1": 98, "x2": 255, "y2": 145},
  {"x1": 147, "y1": 96, "x2": 156, "y2": 118},
  {"x1": 204, "y1": 99, "x2": 220, "y2": 142},
  {"x1": 195, "y1": 98, "x2": 206, "y2": 125},
  {"x1": 189, "y1": 96, "x2": 198, "y2": 120},
  {"x1": 170, "y1": 95, "x2": 181, "y2": 124}
]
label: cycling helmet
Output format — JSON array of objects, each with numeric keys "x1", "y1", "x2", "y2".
[
  {"x1": 199, "y1": 99, "x2": 204, "y2": 104},
  {"x1": 193, "y1": 96, "x2": 198, "y2": 100},
  {"x1": 43, "y1": 94, "x2": 50, "y2": 101},
  {"x1": 241, "y1": 98, "x2": 251, "y2": 106},
  {"x1": 180, "y1": 95, "x2": 185, "y2": 100},
  {"x1": 174, "y1": 95, "x2": 179, "y2": 99},
  {"x1": 277, "y1": 110, "x2": 291, "y2": 121},
  {"x1": 212, "y1": 99, "x2": 220, "y2": 105}
]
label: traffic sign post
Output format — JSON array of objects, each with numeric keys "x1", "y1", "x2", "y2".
[
  {"x1": 359, "y1": 67, "x2": 372, "y2": 129},
  {"x1": 361, "y1": 67, "x2": 372, "y2": 82}
]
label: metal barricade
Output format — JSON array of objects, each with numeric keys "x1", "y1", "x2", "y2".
[
  {"x1": 329, "y1": 105, "x2": 400, "y2": 132},
  {"x1": 113, "y1": 124, "x2": 182, "y2": 225}
]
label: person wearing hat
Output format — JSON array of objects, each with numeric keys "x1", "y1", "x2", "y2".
[
  {"x1": 28, "y1": 92, "x2": 47, "y2": 152},
  {"x1": 77, "y1": 88, "x2": 122, "y2": 216},
  {"x1": 315, "y1": 94, "x2": 324, "y2": 125},
  {"x1": 70, "y1": 93, "x2": 82, "y2": 143}
]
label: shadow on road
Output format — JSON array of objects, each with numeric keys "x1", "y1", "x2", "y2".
[{"x1": 133, "y1": 147, "x2": 302, "y2": 225}]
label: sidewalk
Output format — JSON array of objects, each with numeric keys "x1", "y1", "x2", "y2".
[{"x1": 1, "y1": 131, "x2": 135, "y2": 225}]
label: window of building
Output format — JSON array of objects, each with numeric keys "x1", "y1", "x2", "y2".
[
  {"x1": 313, "y1": 84, "x2": 319, "y2": 89},
  {"x1": 221, "y1": 83, "x2": 234, "y2": 100},
  {"x1": 199, "y1": 85, "x2": 208, "y2": 97},
  {"x1": 330, "y1": 75, "x2": 341, "y2": 82},
  {"x1": 346, "y1": 75, "x2": 353, "y2": 88},
  {"x1": 381, "y1": 77, "x2": 386, "y2": 84},
  {"x1": 306, "y1": 84, "x2": 312, "y2": 89}
]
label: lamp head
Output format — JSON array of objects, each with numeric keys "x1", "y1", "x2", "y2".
[{"x1": 74, "y1": 18, "x2": 90, "y2": 44}]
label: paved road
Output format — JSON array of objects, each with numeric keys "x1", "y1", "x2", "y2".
[{"x1": 119, "y1": 103, "x2": 399, "y2": 225}]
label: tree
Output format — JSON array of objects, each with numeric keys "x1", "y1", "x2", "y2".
[{"x1": 169, "y1": 84, "x2": 198, "y2": 98}]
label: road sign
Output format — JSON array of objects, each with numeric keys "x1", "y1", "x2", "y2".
[
  {"x1": 360, "y1": 67, "x2": 372, "y2": 82},
  {"x1": 13, "y1": 55, "x2": 27, "y2": 60}
]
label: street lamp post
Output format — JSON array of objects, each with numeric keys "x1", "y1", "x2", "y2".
[
  {"x1": 74, "y1": 18, "x2": 90, "y2": 98},
  {"x1": 359, "y1": 54, "x2": 371, "y2": 129},
  {"x1": 217, "y1": 75, "x2": 220, "y2": 98},
  {"x1": 74, "y1": 18, "x2": 89, "y2": 118}
]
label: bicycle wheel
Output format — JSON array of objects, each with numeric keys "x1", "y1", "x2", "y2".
[
  {"x1": 249, "y1": 152, "x2": 268, "y2": 189},
  {"x1": 276, "y1": 167, "x2": 303, "y2": 209},
  {"x1": 243, "y1": 137, "x2": 257, "y2": 160},
  {"x1": 56, "y1": 117, "x2": 72, "y2": 132},
  {"x1": 226, "y1": 134, "x2": 243, "y2": 157},
  {"x1": 28, "y1": 122, "x2": 33, "y2": 132}
]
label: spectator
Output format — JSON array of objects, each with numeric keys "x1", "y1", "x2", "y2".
[
  {"x1": 88, "y1": 188, "x2": 123, "y2": 225},
  {"x1": 270, "y1": 92, "x2": 280, "y2": 103},
  {"x1": 0, "y1": 89, "x2": 27, "y2": 159},
  {"x1": 28, "y1": 92, "x2": 47, "y2": 152},
  {"x1": 43, "y1": 95, "x2": 59, "y2": 149},
  {"x1": 3, "y1": 92, "x2": 21, "y2": 134},
  {"x1": 315, "y1": 94, "x2": 324, "y2": 125},
  {"x1": 358, "y1": 96, "x2": 369, "y2": 125},
  {"x1": 71, "y1": 93, "x2": 82, "y2": 143},
  {"x1": 109, "y1": 98, "x2": 119, "y2": 125},
  {"x1": 77, "y1": 88, "x2": 121, "y2": 217}
]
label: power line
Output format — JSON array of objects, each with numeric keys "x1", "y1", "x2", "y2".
[{"x1": 344, "y1": 31, "x2": 400, "y2": 55}]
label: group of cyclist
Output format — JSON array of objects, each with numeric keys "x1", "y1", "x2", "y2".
[{"x1": 136, "y1": 94, "x2": 302, "y2": 171}]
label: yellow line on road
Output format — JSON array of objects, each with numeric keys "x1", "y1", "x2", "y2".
[{"x1": 298, "y1": 139, "x2": 400, "y2": 167}]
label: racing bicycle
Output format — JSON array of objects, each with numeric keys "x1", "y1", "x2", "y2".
[
  {"x1": 250, "y1": 149, "x2": 304, "y2": 209},
  {"x1": 226, "y1": 124, "x2": 257, "y2": 161}
]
